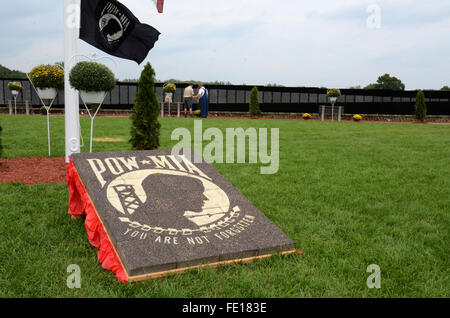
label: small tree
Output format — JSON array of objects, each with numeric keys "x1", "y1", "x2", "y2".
[
  {"x1": 249, "y1": 86, "x2": 261, "y2": 116},
  {"x1": 414, "y1": 90, "x2": 427, "y2": 122},
  {"x1": 129, "y1": 63, "x2": 161, "y2": 150}
]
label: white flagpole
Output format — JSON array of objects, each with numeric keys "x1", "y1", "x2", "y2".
[{"x1": 64, "y1": 0, "x2": 80, "y2": 163}]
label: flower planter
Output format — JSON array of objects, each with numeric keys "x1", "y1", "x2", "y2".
[
  {"x1": 164, "y1": 92, "x2": 173, "y2": 103},
  {"x1": 29, "y1": 65, "x2": 64, "y2": 96},
  {"x1": 80, "y1": 90, "x2": 107, "y2": 104},
  {"x1": 69, "y1": 61, "x2": 116, "y2": 105},
  {"x1": 163, "y1": 83, "x2": 176, "y2": 103},
  {"x1": 36, "y1": 88, "x2": 57, "y2": 100},
  {"x1": 353, "y1": 115, "x2": 363, "y2": 122},
  {"x1": 8, "y1": 82, "x2": 23, "y2": 93}
]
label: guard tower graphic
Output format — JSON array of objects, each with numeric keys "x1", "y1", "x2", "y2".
[{"x1": 113, "y1": 185, "x2": 142, "y2": 215}]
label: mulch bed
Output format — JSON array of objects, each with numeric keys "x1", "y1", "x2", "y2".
[{"x1": 0, "y1": 157, "x2": 67, "y2": 185}]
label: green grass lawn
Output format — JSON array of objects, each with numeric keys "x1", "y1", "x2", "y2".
[{"x1": 0, "y1": 114, "x2": 449, "y2": 297}]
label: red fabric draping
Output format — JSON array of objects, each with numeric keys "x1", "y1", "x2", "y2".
[{"x1": 67, "y1": 158, "x2": 128, "y2": 283}]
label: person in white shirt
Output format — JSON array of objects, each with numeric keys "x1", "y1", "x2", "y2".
[{"x1": 194, "y1": 84, "x2": 209, "y2": 118}]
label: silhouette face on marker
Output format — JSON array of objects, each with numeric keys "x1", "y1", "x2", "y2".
[{"x1": 138, "y1": 174, "x2": 208, "y2": 229}]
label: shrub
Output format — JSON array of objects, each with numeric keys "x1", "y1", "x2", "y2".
[
  {"x1": 8, "y1": 82, "x2": 23, "y2": 92},
  {"x1": 249, "y1": 86, "x2": 261, "y2": 116},
  {"x1": 414, "y1": 90, "x2": 427, "y2": 122},
  {"x1": 327, "y1": 88, "x2": 341, "y2": 98},
  {"x1": 90, "y1": 104, "x2": 101, "y2": 115},
  {"x1": 29, "y1": 64, "x2": 64, "y2": 90},
  {"x1": 69, "y1": 61, "x2": 116, "y2": 92},
  {"x1": 163, "y1": 83, "x2": 176, "y2": 93},
  {"x1": 353, "y1": 114, "x2": 363, "y2": 122},
  {"x1": 39, "y1": 106, "x2": 47, "y2": 115},
  {"x1": 129, "y1": 63, "x2": 161, "y2": 150},
  {"x1": 302, "y1": 113, "x2": 312, "y2": 120}
]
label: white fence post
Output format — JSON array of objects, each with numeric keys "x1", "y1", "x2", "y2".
[{"x1": 64, "y1": 0, "x2": 81, "y2": 163}]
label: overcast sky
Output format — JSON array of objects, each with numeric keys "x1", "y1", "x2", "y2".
[{"x1": 0, "y1": 0, "x2": 449, "y2": 89}]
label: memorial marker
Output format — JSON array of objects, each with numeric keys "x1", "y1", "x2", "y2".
[{"x1": 68, "y1": 150, "x2": 295, "y2": 282}]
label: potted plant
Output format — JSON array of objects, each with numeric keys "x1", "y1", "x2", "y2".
[
  {"x1": 353, "y1": 114, "x2": 363, "y2": 122},
  {"x1": 326, "y1": 88, "x2": 341, "y2": 106},
  {"x1": 163, "y1": 83, "x2": 176, "y2": 103},
  {"x1": 8, "y1": 82, "x2": 23, "y2": 96},
  {"x1": 326, "y1": 88, "x2": 342, "y2": 120},
  {"x1": 28, "y1": 64, "x2": 64, "y2": 100},
  {"x1": 8, "y1": 82, "x2": 23, "y2": 115},
  {"x1": 69, "y1": 61, "x2": 116, "y2": 104},
  {"x1": 302, "y1": 113, "x2": 312, "y2": 120}
]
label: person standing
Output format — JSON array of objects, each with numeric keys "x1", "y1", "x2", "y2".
[
  {"x1": 183, "y1": 84, "x2": 194, "y2": 117},
  {"x1": 195, "y1": 84, "x2": 209, "y2": 118}
]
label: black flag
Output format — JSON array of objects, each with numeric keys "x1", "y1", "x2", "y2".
[{"x1": 79, "y1": 0, "x2": 161, "y2": 64}]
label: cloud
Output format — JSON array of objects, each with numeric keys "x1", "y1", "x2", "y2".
[{"x1": 0, "y1": 0, "x2": 448, "y2": 89}]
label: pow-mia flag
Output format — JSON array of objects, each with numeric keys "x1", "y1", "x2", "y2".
[{"x1": 80, "y1": 0, "x2": 161, "y2": 64}]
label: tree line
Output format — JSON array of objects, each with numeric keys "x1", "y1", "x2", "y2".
[{"x1": 0, "y1": 65, "x2": 27, "y2": 79}]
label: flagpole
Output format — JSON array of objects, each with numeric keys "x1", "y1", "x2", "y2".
[{"x1": 64, "y1": 0, "x2": 81, "y2": 163}]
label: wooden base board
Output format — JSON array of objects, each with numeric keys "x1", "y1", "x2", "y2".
[
  {"x1": 72, "y1": 202, "x2": 299, "y2": 283},
  {"x1": 127, "y1": 249, "x2": 299, "y2": 282}
]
